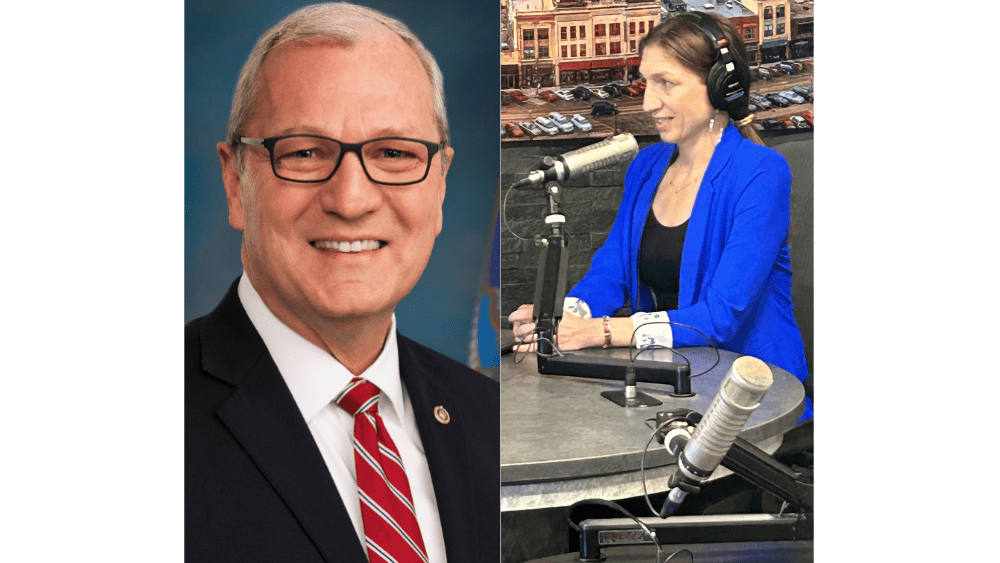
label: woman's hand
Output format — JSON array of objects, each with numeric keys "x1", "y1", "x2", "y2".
[
  {"x1": 551, "y1": 312, "x2": 604, "y2": 351},
  {"x1": 509, "y1": 304, "x2": 604, "y2": 352},
  {"x1": 509, "y1": 304, "x2": 537, "y2": 347}
]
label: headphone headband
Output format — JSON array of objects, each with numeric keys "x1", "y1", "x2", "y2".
[
  {"x1": 679, "y1": 11, "x2": 730, "y2": 60},
  {"x1": 676, "y1": 12, "x2": 750, "y2": 116}
]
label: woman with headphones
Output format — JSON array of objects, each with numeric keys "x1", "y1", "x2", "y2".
[{"x1": 510, "y1": 12, "x2": 811, "y2": 420}]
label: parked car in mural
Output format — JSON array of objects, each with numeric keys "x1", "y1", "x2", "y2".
[
  {"x1": 749, "y1": 92, "x2": 773, "y2": 110},
  {"x1": 533, "y1": 116, "x2": 559, "y2": 135},
  {"x1": 791, "y1": 85, "x2": 813, "y2": 102},
  {"x1": 588, "y1": 87, "x2": 610, "y2": 99},
  {"x1": 634, "y1": 79, "x2": 647, "y2": 92},
  {"x1": 554, "y1": 89, "x2": 575, "y2": 101},
  {"x1": 765, "y1": 93, "x2": 791, "y2": 107},
  {"x1": 779, "y1": 90, "x2": 806, "y2": 104},
  {"x1": 790, "y1": 115, "x2": 808, "y2": 128},
  {"x1": 503, "y1": 121, "x2": 525, "y2": 138},
  {"x1": 571, "y1": 86, "x2": 592, "y2": 101},
  {"x1": 777, "y1": 62, "x2": 798, "y2": 75},
  {"x1": 520, "y1": 120, "x2": 543, "y2": 136},
  {"x1": 603, "y1": 84, "x2": 622, "y2": 97},
  {"x1": 571, "y1": 113, "x2": 593, "y2": 132},
  {"x1": 622, "y1": 84, "x2": 641, "y2": 97},
  {"x1": 548, "y1": 112, "x2": 575, "y2": 133},
  {"x1": 591, "y1": 101, "x2": 619, "y2": 115},
  {"x1": 509, "y1": 90, "x2": 528, "y2": 102},
  {"x1": 538, "y1": 90, "x2": 559, "y2": 103},
  {"x1": 762, "y1": 119, "x2": 783, "y2": 130},
  {"x1": 801, "y1": 111, "x2": 813, "y2": 127}
]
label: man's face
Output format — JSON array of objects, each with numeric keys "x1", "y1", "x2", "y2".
[{"x1": 219, "y1": 33, "x2": 452, "y2": 334}]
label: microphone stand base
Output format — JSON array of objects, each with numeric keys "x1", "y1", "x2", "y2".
[{"x1": 601, "y1": 389, "x2": 662, "y2": 408}]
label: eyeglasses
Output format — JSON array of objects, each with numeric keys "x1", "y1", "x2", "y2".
[{"x1": 238, "y1": 135, "x2": 446, "y2": 186}]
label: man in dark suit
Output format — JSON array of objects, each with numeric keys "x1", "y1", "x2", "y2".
[{"x1": 185, "y1": 4, "x2": 499, "y2": 562}]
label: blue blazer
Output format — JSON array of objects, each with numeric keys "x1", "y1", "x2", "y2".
[
  {"x1": 185, "y1": 279, "x2": 500, "y2": 562},
  {"x1": 568, "y1": 125, "x2": 810, "y2": 413}
]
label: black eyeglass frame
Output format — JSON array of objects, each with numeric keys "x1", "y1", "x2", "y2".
[{"x1": 238, "y1": 134, "x2": 447, "y2": 186}]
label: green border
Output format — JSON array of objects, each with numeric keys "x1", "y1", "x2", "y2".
[{"x1": 0, "y1": 1, "x2": 183, "y2": 562}]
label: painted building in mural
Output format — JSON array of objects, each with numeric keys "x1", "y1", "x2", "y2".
[
  {"x1": 788, "y1": 0, "x2": 814, "y2": 59},
  {"x1": 664, "y1": 1, "x2": 814, "y2": 63},
  {"x1": 502, "y1": 0, "x2": 660, "y2": 89},
  {"x1": 501, "y1": 0, "x2": 814, "y2": 89}
]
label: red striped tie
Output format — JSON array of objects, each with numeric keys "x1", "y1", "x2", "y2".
[{"x1": 335, "y1": 377, "x2": 429, "y2": 563}]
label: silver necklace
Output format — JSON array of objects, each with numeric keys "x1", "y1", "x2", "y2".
[{"x1": 667, "y1": 171, "x2": 701, "y2": 194}]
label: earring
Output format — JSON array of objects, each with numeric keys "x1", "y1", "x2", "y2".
[
  {"x1": 708, "y1": 108, "x2": 719, "y2": 133},
  {"x1": 708, "y1": 109, "x2": 719, "y2": 134},
  {"x1": 710, "y1": 109, "x2": 721, "y2": 147}
]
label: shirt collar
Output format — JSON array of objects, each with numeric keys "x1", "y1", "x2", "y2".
[{"x1": 237, "y1": 273, "x2": 404, "y2": 424}]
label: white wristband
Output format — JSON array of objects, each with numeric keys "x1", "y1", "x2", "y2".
[
  {"x1": 630, "y1": 311, "x2": 673, "y2": 349},
  {"x1": 563, "y1": 297, "x2": 592, "y2": 319}
]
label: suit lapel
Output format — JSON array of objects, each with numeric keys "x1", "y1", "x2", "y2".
[
  {"x1": 200, "y1": 281, "x2": 368, "y2": 563},
  {"x1": 397, "y1": 335, "x2": 482, "y2": 563}
]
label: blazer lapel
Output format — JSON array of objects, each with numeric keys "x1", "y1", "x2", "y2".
[
  {"x1": 200, "y1": 281, "x2": 368, "y2": 563},
  {"x1": 397, "y1": 335, "x2": 482, "y2": 563},
  {"x1": 680, "y1": 126, "x2": 739, "y2": 307},
  {"x1": 681, "y1": 173, "x2": 714, "y2": 307}
]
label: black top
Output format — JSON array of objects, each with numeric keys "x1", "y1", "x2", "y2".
[{"x1": 638, "y1": 207, "x2": 688, "y2": 311}]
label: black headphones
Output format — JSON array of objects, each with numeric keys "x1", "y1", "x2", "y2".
[{"x1": 677, "y1": 12, "x2": 750, "y2": 116}]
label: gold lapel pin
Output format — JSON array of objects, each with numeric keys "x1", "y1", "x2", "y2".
[{"x1": 434, "y1": 405, "x2": 450, "y2": 424}]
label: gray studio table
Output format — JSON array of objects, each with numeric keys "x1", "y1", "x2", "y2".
[{"x1": 501, "y1": 346, "x2": 805, "y2": 511}]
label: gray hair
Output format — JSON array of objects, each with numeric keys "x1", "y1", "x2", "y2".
[{"x1": 226, "y1": 2, "x2": 450, "y2": 169}]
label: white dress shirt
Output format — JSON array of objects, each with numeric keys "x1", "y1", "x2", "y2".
[{"x1": 238, "y1": 274, "x2": 447, "y2": 562}]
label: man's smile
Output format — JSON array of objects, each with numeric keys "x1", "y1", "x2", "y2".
[{"x1": 310, "y1": 239, "x2": 386, "y2": 253}]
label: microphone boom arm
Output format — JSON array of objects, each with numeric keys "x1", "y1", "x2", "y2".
[
  {"x1": 657, "y1": 408, "x2": 813, "y2": 513},
  {"x1": 721, "y1": 436, "x2": 814, "y2": 512}
]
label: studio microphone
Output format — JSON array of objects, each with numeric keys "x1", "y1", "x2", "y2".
[
  {"x1": 512, "y1": 133, "x2": 639, "y2": 189},
  {"x1": 661, "y1": 355, "x2": 774, "y2": 517}
]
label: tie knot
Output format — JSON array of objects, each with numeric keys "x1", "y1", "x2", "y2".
[{"x1": 334, "y1": 377, "x2": 381, "y2": 416}]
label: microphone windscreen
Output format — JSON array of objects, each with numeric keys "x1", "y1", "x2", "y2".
[
  {"x1": 680, "y1": 355, "x2": 773, "y2": 479},
  {"x1": 559, "y1": 133, "x2": 638, "y2": 179}
]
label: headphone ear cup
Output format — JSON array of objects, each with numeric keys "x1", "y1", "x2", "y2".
[
  {"x1": 706, "y1": 59, "x2": 751, "y2": 115},
  {"x1": 705, "y1": 62, "x2": 730, "y2": 111},
  {"x1": 728, "y1": 65, "x2": 752, "y2": 117},
  {"x1": 681, "y1": 12, "x2": 751, "y2": 115}
]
